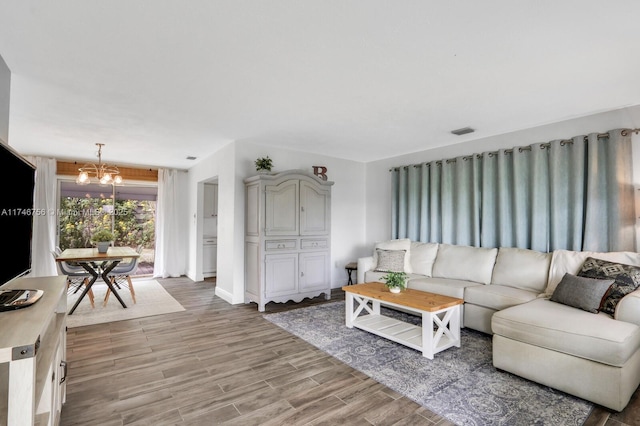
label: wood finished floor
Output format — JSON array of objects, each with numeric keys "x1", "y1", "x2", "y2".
[{"x1": 60, "y1": 277, "x2": 640, "y2": 426}]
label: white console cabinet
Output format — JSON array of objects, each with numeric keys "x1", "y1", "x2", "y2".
[
  {"x1": 245, "y1": 170, "x2": 333, "y2": 311},
  {"x1": 0, "y1": 276, "x2": 67, "y2": 426}
]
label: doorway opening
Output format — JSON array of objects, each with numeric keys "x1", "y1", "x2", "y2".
[{"x1": 57, "y1": 181, "x2": 158, "y2": 276}]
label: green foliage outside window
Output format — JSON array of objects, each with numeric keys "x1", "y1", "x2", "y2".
[{"x1": 58, "y1": 197, "x2": 155, "y2": 250}]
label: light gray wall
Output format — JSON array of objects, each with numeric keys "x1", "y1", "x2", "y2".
[
  {"x1": 187, "y1": 140, "x2": 367, "y2": 306},
  {"x1": 363, "y1": 105, "x2": 640, "y2": 250},
  {"x1": 235, "y1": 141, "x2": 368, "y2": 289},
  {"x1": 186, "y1": 105, "x2": 640, "y2": 307},
  {"x1": 187, "y1": 141, "x2": 240, "y2": 303},
  {"x1": 0, "y1": 53, "x2": 10, "y2": 145}
]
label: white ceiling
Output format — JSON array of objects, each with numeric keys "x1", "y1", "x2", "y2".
[{"x1": 1, "y1": 1, "x2": 640, "y2": 170}]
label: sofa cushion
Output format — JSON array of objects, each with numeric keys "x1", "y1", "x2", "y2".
[
  {"x1": 371, "y1": 238, "x2": 412, "y2": 273},
  {"x1": 409, "y1": 242, "x2": 438, "y2": 277},
  {"x1": 408, "y1": 277, "x2": 482, "y2": 299},
  {"x1": 550, "y1": 273, "x2": 614, "y2": 314},
  {"x1": 373, "y1": 249, "x2": 406, "y2": 273},
  {"x1": 432, "y1": 244, "x2": 498, "y2": 285},
  {"x1": 491, "y1": 247, "x2": 551, "y2": 293},
  {"x1": 545, "y1": 249, "x2": 640, "y2": 296},
  {"x1": 364, "y1": 270, "x2": 424, "y2": 284},
  {"x1": 492, "y1": 298, "x2": 640, "y2": 367},
  {"x1": 577, "y1": 257, "x2": 640, "y2": 316},
  {"x1": 465, "y1": 284, "x2": 538, "y2": 311}
]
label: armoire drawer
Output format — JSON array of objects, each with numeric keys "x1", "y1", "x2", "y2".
[
  {"x1": 265, "y1": 240, "x2": 297, "y2": 251},
  {"x1": 300, "y1": 239, "x2": 328, "y2": 249}
]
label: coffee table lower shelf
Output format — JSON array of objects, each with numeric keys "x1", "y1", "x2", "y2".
[
  {"x1": 343, "y1": 283, "x2": 462, "y2": 359},
  {"x1": 352, "y1": 314, "x2": 457, "y2": 354}
]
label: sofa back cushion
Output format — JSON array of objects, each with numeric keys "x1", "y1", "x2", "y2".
[
  {"x1": 432, "y1": 244, "x2": 498, "y2": 284},
  {"x1": 371, "y1": 238, "x2": 412, "y2": 273},
  {"x1": 409, "y1": 242, "x2": 439, "y2": 277},
  {"x1": 491, "y1": 247, "x2": 551, "y2": 293},
  {"x1": 545, "y1": 249, "x2": 640, "y2": 296}
]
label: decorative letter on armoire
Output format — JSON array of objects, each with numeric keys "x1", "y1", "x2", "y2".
[{"x1": 244, "y1": 170, "x2": 334, "y2": 311}]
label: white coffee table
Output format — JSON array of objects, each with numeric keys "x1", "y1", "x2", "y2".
[{"x1": 342, "y1": 282, "x2": 463, "y2": 359}]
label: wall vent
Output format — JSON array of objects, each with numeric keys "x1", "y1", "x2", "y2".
[
  {"x1": 451, "y1": 127, "x2": 475, "y2": 136},
  {"x1": 186, "y1": 156, "x2": 197, "y2": 160}
]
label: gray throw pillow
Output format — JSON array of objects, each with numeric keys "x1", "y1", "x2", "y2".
[
  {"x1": 577, "y1": 257, "x2": 640, "y2": 315},
  {"x1": 374, "y1": 249, "x2": 406, "y2": 273},
  {"x1": 550, "y1": 273, "x2": 614, "y2": 314}
]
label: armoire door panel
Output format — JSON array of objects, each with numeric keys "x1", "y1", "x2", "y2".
[
  {"x1": 300, "y1": 181, "x2": 330, "y2": 235},
  {"x1": 299, "y1": 252, "x2": 329, "y2": 291},
  {"x1": 245, "y1": 183, "x2": 260, "y2": 236},
  {"x1": 265, "y1": 180, "x2": 299, "y2": 235},
  {"x1": 265, "y1": 253, "x2": 298, "y2": 296}
]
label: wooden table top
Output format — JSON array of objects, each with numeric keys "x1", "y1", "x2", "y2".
[
  {"x1": 55, "y1": 247, "x2": 140, "y2": 262},
  {"x1": 342, "y1": 282, "x2": 463, "y2": 312}
]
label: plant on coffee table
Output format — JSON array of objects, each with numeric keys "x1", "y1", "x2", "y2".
[{"x1": 381, "y1": 271, "x2": 408, "y2": 293}]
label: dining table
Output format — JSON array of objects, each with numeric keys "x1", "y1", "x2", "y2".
[{"x1": 55, "y1": 247, "x2": 141, "y2": 315}]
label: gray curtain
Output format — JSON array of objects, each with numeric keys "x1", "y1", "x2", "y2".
[{"x1": 391, "y1": 129, "x2": 635, "y2": 252}]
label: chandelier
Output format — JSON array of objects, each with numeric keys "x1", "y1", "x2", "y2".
[{"x1": 76, "y1": 143, "x2": 123, "y2": 185}]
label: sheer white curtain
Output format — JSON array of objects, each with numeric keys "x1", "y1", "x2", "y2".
[
  {"x1": 28, "y1": 156, "x2": 58, "y2": 277},
  {"x1": 154, "y1": 168, "x2": 187, "y2": 278},
  {"x1": 391, "y1": 129, "x2": 636, "y2": 252}
]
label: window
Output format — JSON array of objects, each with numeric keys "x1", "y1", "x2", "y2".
[{"x1": 57, "y1": 181, "x2": 157, "y2": 275}]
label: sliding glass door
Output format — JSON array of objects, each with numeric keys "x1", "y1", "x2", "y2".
[{"x1": 57, "y1": 181, "x2": 157, "y2": 276}]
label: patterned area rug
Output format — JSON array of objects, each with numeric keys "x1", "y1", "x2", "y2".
[
  {"x1": 264, "y1": 302, "x2": 593, "y2": 426},
  {"x1": 66, "y1": 279, "x2": 185, "y2": 328}
]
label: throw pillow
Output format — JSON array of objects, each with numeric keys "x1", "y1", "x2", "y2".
[
  {"x1": 550, "y1": 273, "x2": 614, "y2": 313},
  {"x1": 371, "y1": 238, "x2": 412, "y2": 273},
  {"x1": 374, "y1": 249, "x2": 406, "y2": 273},
  {"x1": 577, "y1": 257, "x2": 640, "y2": 315}
]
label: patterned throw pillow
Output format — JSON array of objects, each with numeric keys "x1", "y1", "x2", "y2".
[
  {"x1": 374, "y1": 249, "x2": 406, "y2": 273},
  {"x1": 577, "y1": 257, "x2": 640, "y2": 315}
]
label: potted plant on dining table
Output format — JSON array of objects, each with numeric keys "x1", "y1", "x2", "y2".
[{"x1": 91, "y1": 229, "x2": 115, "y2": 253}]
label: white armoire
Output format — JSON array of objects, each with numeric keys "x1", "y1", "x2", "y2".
[{"x1": 244, "y1": 170, "x2": 334, "y2": 311}]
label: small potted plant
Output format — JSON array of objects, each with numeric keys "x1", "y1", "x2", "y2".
[
  {"x1": 381, "y1": 271, "x2": 408, "y2": 293},
  {"x1": 91, "y1": 229, "x2": 115, "y2": 253},
  {"x1": 255, "y1": 156, "x2": 273, "y2": 174}
]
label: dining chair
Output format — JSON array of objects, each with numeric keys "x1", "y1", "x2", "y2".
[
  {"x1": 52, "y1": 251, "x2": 95, "y2": 308},
  {"x1": 103, "y1": 246, "x2": 143, "y2": 306}
]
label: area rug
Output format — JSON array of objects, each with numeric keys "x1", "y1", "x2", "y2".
[
  {"x1": 264, "y1": 302, "x2": 593, "y2": 426},
  {"x1": 66, "y1": 279, "x2": 185, "y2": 328}
]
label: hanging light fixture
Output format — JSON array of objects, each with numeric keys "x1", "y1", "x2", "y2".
[{"x1": 76, "y1": 143, "x2": 123, "y2": 185}]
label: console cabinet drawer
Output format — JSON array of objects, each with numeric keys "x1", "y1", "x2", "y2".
[
  {"x1": 266, "y1": 240, "x2": 297, "y2": 251},
  {"x1": 301, "y1": 239, "x2": 328, "y2": 249}
]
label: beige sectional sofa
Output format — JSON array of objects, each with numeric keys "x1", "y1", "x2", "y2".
[{"x1": 356, "y1": 239, "x2": 640, "y2": 411}]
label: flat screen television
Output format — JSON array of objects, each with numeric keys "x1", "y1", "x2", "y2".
[{"x1": 0, "y1": 141, "x2": 36, "y2": 287}]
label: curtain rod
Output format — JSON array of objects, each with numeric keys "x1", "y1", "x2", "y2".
[{"x1": 389, "y1": 128, "x2": 640, "y2": 171}]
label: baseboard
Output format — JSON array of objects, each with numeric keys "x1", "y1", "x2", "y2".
[{"x1": 215, "y1": 286, "x2": 234, "y2": 304}]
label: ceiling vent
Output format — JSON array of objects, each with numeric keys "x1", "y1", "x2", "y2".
[{"x1": 451, "y1": 127, "x2": 475, "y2": 136}]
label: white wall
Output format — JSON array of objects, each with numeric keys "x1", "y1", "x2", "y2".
[
  {"x1": 235, "y1": 141, "x2": 368, "y2": 288},
  {"x1": 187, "y1": 141, "x2": 240, "y2": 303},
  {"x1": 187, "y1": 140, "x2": 367, "y2": 305},
  {"x1": 0, "y1": 53, "x2": 10, "y2": 144},
  {"x1": 364, "y1": 106, "x2": 640, "y2": 249},
  {"x1": 186, "y1": 106, "x2": 640, "y2": 307}
]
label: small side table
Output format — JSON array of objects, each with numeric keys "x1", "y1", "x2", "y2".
[{"x1": 345, "y1": 262, "x2": 357, "y2": 285}]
